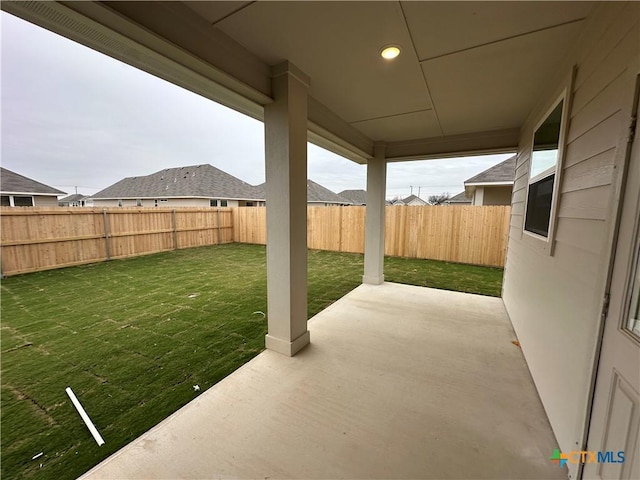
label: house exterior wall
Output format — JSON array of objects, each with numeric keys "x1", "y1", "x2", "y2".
[
  {"x1": 502, "y1": 3, "x2": 639, "y2": 476},
  {"x1": 33, "y1": 195, "x2": 59, "y2": 206},
  {"x1": 1, "y1": 194, "x2": 60, "y2": 207},
  {"x1": 472, "y1": 187, "x2": 484, "y2": 206},
  {"x1": 482, "y1": 186, "x2": 513, "y2": 206}
]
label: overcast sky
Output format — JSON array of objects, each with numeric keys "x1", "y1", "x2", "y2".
[{"x1": 1, "y1": 12, "x2": 513, "y2": 200}]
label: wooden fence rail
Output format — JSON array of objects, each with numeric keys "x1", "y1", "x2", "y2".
[
  {"x1": 1, "y1": 205, "x2": 510, "y2": 276},
  {"x1": 0, "y1": 207, "x2": 233, "y2": 275},
  {"x1": 234, "y1": 205, "x2": 511, "y2": 267}
]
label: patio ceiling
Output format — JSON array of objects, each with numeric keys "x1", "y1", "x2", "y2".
[{"x1": 4, "y1": 1, "x2": 593, "y2": 161}]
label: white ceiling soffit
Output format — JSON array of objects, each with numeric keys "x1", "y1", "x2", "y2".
[
  {"x1": 194, "y1": 1, "x2": 435, "y2": 141},
  {"x1": 422, "y1": 20, "x2": 586, "y2": 135},
  {"x1": 402, "y1": 1, "x2": 594, "y2": 60},
  {"x1": 188, "y1": 1, "x2": 592, "y2": 146}
]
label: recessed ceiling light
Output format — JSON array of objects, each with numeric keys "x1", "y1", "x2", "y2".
[{"x1": 380, "y1": 45, "x2": 401, "y2": 60}]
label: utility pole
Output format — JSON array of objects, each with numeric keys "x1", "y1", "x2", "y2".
[
  {"x1": 418, "y1": 186, "x2": 421, "y2": 198},
  {"x1": 410, "y1": 185, "x2": 413, "y2": 195}
]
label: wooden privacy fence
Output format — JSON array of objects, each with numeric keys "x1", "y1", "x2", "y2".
[
  {"x1": 1, "y1": 205, "x2": 510, "y2": 276},
  {"x1": 0, "y1": 207, "x2": 233, "y2": 275},
  {"x1": 234, "y1": 205, "x2": 511, "y2": 267}
]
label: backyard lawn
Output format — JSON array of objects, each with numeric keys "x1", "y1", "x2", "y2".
[{"x1": 1, "y1": 243, "x2": 503, "y2": 479}]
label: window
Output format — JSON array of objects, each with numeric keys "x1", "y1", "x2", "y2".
[
  {"x1": 245, "y1": 201, "x2": 254, "y2": 207},
  {"x1": 13, "y1": 196, "x2": 33, "y2": 206},
  {"x1": 118, "y1": 200, "x2": 123, "y2": 207},
  {"x1": 220, "y1": 200, "x2": 228, "y2": 207},
  {"x1": 524, "y1": 99, "x2": 564, "y2": 238},
  {"x1": 626, "y1": 228, "x2": 640, "y2": 339},
  {"x1": 1, "y1": 196, "x2": 10, "y2": 206},
  {"x1": 210, "y1": 199, "x2": 218, "y2": 207}
]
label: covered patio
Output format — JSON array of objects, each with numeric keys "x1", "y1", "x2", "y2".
[
  {"x1": 4, "y1": 2, "x2": 638, "y2": 478},
  {"x1": 81, "y1": 283, "x2": 564, "y2": 479}
]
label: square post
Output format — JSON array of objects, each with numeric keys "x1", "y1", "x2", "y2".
[
  {"x1": 264, "y1": 62, "x2": 310, "y2": 356},
  {"x1": 363, "y1": 144, "x2": 387, "y2": 285}
]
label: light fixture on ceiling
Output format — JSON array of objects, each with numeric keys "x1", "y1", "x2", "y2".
[{"x1": 380, "y1": 45, "x2": 401, "y2": 60}]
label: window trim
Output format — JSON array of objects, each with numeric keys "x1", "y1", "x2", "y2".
[{"x1": 522, "y1": 86, "x2": 572, "y2": 254}]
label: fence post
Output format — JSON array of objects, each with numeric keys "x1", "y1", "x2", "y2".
[
  {"x1": 102, "y1": 210, "x2": 111, "y2": 261},
  {"x1": 216, "y1": 208, "x2": 221, "y2": 244},
  {"x1": 339, "y1": 207, "x2": 343, "y2": 252},
  {"x1": 172, "y1": 209, "x2": 178, "y2": 250}
]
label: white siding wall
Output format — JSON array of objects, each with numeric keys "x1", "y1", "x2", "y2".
[
  {"x1": 482, "y1": 186, "x2": 513, "y2": 206},
  {"x1": 33, "y1": 196, "x2": 59, "y2": 206},
  {"x1": 503, "y1": 3, "x2": 639, "y2": 475}
]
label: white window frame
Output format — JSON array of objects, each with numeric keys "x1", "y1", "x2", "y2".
[{"x1": 522, "y1": 89, "x2": 571, "y2": 254}]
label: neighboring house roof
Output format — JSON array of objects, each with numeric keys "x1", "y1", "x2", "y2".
[
  {"x1": 59, "y1": 194, "x2": 88, "y2": 204},
  {"x1": 402, "y1": 194, "x2": 428, "y2": 206},
  {"x1": 338, "y1": 189, "x2": 366, "y2": 205},
  {"x1": 464, "y1": 155, "x2": 516, "y2": 197},
  {"x1": 465, "y1": 156, "x2": 516, "y2": 186},
  {"x1": 254, "y1": 179, "x2": 352, "y2": 205},
  {"x1": 446, "y1": 192, "x2": 472, "y2": 204},
  {"x1": 92, "y1": 164, "x2": 264, "y2": 200},
  {"x1": 0, "y1": 167, "x2": 65, "y2": 196},
  {"x1": 307, "y1": 180, "x2": 352, "y2": 204}
]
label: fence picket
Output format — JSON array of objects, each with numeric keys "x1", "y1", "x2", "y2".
[{"x1": 0, "y1": 205, "x2": 509, "y2": 275}]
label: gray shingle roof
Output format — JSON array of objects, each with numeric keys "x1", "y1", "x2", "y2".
[
  {"x1": 254, "y1": 179, "x2": 352, "y2": 204},
  {"x1": 447, "y1": 191, "x2": 472, "y2": 204},
  {"x1": 92, "y1": 164, "x2": 264, "y2": 200},
  {"x1": 338, "y1": 189, "x2": 366, "y2": 205},
  {"x1": 465, "y1": 155, "x2": 516, "y2": 185},
  {"x1": 0, "y1": 167, "x2": 65, "y2": 195},
  {"x1": 401, "y1": 194, "x2": 427, "y2": 205},
  {"x1": 307, "y1": 180, "x2": 351, "y2": 204},
  {"x1": 59, "y1": 194, "x2": 88, "y2": 203}
]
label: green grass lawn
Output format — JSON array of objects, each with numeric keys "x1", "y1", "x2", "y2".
[{"x1": 1, "y1": 243, "x2": 502, "y2": 479}]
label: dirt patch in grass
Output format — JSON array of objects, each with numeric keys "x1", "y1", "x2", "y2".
[{"x1": 1, "y1": 243, "x2": 502, "y2": 479}]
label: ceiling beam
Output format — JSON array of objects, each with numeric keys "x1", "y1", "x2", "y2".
[
  {"x1": 385, "y1": 128, "x2": 520, "y2": 162},
  {"x1": 308, "y1": 97, "x2": 373, "y2": 164}
]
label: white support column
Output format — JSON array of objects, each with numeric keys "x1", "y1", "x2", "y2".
[
  {"x1": 363, "y1": 143, "x2": 387, "y2": 285},
  {"x1": 473, "y1": 187, "x2": 485, "y2": 206},
  {"x1": 264, "y1": 61, "x2": 310, "y2": 356}
]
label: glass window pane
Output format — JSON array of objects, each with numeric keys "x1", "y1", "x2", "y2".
[
  {"x1": 530, "y1": 149, "x2": 559, "y2": 178},
  {"x1": 626, "y1": 244, "x2": 640, "y2": 338},
  {"x1": 14, "y1": 196, "x2": 33, "y2": 206},
  {"x1": 525, "y1": 99, "x2": 564, "y2": 237},
  {"x1": 525, "y1": 174, "x2": 555, "y2": 237}
]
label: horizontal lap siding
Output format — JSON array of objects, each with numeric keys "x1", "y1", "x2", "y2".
[{"x1": 502, "y1": 2, "x2": 639, "y2": 474}]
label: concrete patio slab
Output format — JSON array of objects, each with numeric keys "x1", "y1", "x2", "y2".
[{"x1": 81, "y1": 283, "x2": 567, "y2": 479}]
